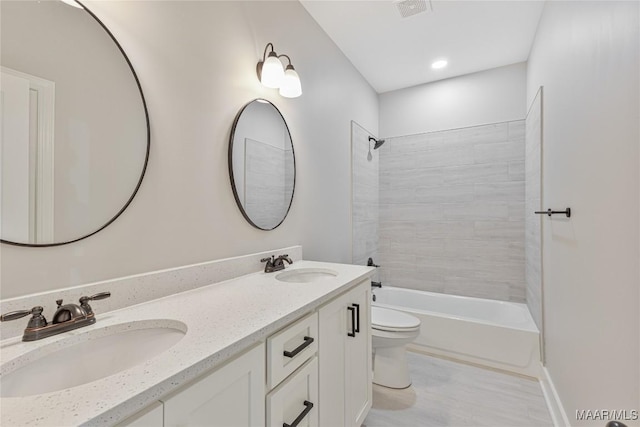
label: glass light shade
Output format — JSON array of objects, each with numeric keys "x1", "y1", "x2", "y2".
[
  {"x1": 279, "y1": 67, "x2": 302, "y2": 98},
  {"x1": 60, "y1": 0, "x2": 83, "y2": 8},
  {"x1": 431, "y1": 59, "x2": 448, "y2": 69},
  {"x1": 261, "y1": 54, "x2": 284, "y2": 88}
]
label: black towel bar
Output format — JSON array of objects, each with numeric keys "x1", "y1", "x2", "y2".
[{"x1": 535, "y1": 208, "x2": 571, "y2": 218}]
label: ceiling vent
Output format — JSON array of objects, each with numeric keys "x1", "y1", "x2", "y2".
[{"x1": 393, "y1": 0, "x2": 432, "y2": 18}]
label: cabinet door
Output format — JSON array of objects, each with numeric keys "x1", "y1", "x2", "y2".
[
  {"x1": 117, "y1": 401, "x2": 163, "y2": 427},
  {"x1": 162, "y1": 343, "x2": 265, "y2": 427},
  {"x1": 318, "y1": 292, "x2": 347, "y2": 427},
  {"x1": 318, "y1": 279, "x2": 372, "y2": 427},
  {"x1": 344, "y1": 283, "x2": 372, "y2": 426}
]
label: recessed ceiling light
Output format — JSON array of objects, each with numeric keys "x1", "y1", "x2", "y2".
[{"x1": 431, "y1": 59, "x2": 448, "y2": 69}]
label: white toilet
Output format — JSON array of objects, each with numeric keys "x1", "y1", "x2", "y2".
[{"x1": 371, "y1": 306, "x2": 421, "y2": 389}]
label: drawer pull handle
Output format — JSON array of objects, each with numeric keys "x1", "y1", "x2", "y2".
[
  {"x1": 347, "y1": 306, "x2": 356, "y2": 337},
  {"x1": 283, "y1": 336, "x2": 314, "y2": 358},
  {"x1": 283, "y1": 400, "x2": 314, "y2": 427},
  {"x1": 352, "y1": 303, "x2": 360, "y2": 333}
]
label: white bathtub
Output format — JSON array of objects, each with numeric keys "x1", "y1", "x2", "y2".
[{"x1": 372, "y1": 287, "x2": 541, "y2": 377}]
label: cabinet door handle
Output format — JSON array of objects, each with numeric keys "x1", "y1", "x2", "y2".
[
  {"x1": 352, "y1": 303, "x2": 360, "y2": 333},
  {"x1": 283, "y1": 400, "x2": 314, "y2": 427},
  {"x1": 347, "y1": 306, "x2": 356, "y2": 337},
  {"x1": 283, "y1": 336, "x2": 314, "y2": 358}
]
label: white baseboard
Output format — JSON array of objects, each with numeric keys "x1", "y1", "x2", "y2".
[{"x1": 540, "y1": 366, "x2": 571, "y2": 427}]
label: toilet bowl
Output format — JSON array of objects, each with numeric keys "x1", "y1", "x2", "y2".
[{"x1": 371, "y1": 306, "x2": 421, "y2": 389}]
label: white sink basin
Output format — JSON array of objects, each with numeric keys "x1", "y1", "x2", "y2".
[
  {"x1": 276, "y1": 268, "x2": 338, "y2": 283},
  {"x1": 1, "y1": 319, "x2": 186, "y2": 397}
]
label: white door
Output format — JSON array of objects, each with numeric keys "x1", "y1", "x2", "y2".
[
  {"x1": 0, "y1": 67, "x2": 54, "y2": 243},
  {"x1": 0, "y1": 70, "x2": 31, "y2": 241}
]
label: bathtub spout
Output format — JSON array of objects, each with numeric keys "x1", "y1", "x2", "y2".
[{"x1": 371, "y1": 281, "x2": 382, "y2": 288}]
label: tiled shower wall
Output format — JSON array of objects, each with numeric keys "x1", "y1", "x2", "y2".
[
  {"x1": 245, "y1": 138, "x2": 293, "y2": 228},
  {"x1": 351, "y1": 121, "x2": 378, "y2": 267},
  {"x1": 525, "y1": 90, "x2": 543, "y2": 331},
  {"x1": 378, "y1": 121, "x2": 526, "y2": 302}
]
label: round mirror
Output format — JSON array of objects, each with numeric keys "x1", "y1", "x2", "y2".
[
  {"x1": 0, "y1": 0, "x2": 149, "y2": 246},
  {"x1": 229, "y1": 99, "x2": 295, "y2": 230}
]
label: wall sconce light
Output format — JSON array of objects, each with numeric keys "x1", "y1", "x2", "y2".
[{"x1": 256, "y1": 43, "x2": 302, "y2": 98}]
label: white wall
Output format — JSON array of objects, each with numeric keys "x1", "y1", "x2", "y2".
[
  {"x1": 379, "y1": 62, "x2": 526, "y2": 138},
  {"x1": 0, "y1": 0, "x2": 378, "y2": 299},
  {"x1": 527, "y1": 1, "x2": 639, "y2": 425}
]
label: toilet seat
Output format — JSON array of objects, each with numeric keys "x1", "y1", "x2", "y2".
[{"x1": 372, "y1": 306, "x2": 421, "y2": 332}]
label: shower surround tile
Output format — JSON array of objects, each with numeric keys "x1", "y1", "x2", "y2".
[
  {"x1": 244, "y1": 138, "x2": 291, "y2": 228},
  {"x1": 474, "y1": 140, "x2": 525, "y2": 164},
  {"x1": 442, "y1": 163, "x2": 511, "y2": 185},
  {"x1": 525, "y1": 91, "x2": 543, "y2": 333},
  {"x1": 378, "y1": 120, "x2": 526, "y2": 303}
]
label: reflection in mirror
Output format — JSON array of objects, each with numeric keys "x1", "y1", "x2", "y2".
[
  {"x1": 0, "y1": 0, "x2": 149, "y2": 246},
  {"x1": 229, "y1": 99, "x2": 295, "y2": 230}
]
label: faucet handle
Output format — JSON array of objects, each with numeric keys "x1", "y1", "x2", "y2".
[
  {"x1": 275, "y1": 254, "x2": 292, "y2": 262},
  {"x1": 1, "y1": 307, "x2": 40, "y2": 322},
  {"x1": 79, "y1": 292, "x2": 111, "y2": 316},
  {"x1": 261, "y1": 256, "x2": 278, "y2": 273},
  {"x1": 79, "y1": 292, "x2": 111, "y2": 303},
  {"x1": 1, "y1": 306, "x2": 47, "y2": 328}
]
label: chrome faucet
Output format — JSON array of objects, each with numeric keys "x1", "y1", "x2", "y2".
[
  {"x1": 0, "y1": 292, "x2": 111, "y2": 341},
  {"x1": 261, "y1": 254, "x2": 293, "y2": 273}
]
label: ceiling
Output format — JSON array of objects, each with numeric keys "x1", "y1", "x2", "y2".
[{"x1": 300, "y1": 0, "x2": 545, "y2": 93}]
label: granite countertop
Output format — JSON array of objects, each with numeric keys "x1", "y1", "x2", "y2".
[{"x1": 0, "y1": 260, "x2": 374, "y2": 426}]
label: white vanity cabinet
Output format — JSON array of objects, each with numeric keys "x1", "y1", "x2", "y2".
[
  {"x1": 318, "y1": 279, "x2": 372, "y2": 427},
  {"x1": 117, "y1": 276, "x2": 372, "y2": 427},
  {"x1": 161, "y1": 343, "x2": 266, "y2": 427}
]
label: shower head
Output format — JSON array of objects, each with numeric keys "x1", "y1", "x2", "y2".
[{"x1": 368, "y1": 136, "x2": 385, "y2": 150}]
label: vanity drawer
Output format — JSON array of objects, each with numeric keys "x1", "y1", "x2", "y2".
[
  {"x1": 267, "y1": 312, "x2": 318, "y2": 389},
  {"x1": 267, "y1": 357, "x2": 318, "y2": 427}
]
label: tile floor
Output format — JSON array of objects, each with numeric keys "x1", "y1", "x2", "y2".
[{"x1": 363, "y1": 351, "x2": 553, "y2": 427}]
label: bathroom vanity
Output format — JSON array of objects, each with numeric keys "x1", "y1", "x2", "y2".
[{"x1": 0, "y1": 254, "x2": 374, "y2": 426}]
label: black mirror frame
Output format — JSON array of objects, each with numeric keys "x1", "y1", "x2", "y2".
[
  {"x1": 0, "y1": 0, "x2": 150, "y2": 247},
  {"x1": 228, "y1": 99, "x2": 296, "y2": 231}
]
